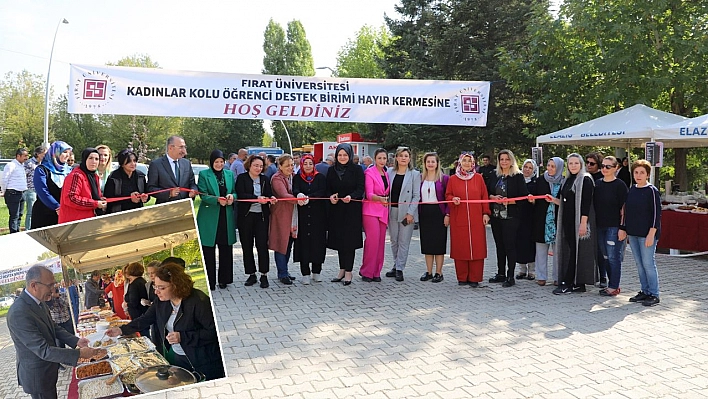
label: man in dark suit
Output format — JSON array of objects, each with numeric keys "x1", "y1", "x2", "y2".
[
  {"x1": 8, "y1": 265, "x2": 100, "y2": 399},
  {"x1": 147, "y1": 135, "x2": 198, "y2": 204}
]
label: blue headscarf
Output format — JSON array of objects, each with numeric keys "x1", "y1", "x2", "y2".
[
  {"x1": 41, "y1": 141, "x2": 73, "y2": 187},
  {"x1": 544, "y1": 156, "x2": 565, "y2": 184}
]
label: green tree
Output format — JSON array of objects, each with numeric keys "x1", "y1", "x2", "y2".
[
  {"x1": 181, "y1": 118, "x2": 264, "y2": 162},
  {"x1": 262, "y1": 20, "x2": 317, "y2": 150},
  {"x1": 0, "y1": 71, "x2": 46, "y2": 156},
  {"x1": 500, "y1": 0, "x2": 708, "y2": 189},
  {"x1": 51, "y1": 94, "x2": 108, "y2": 155},
  {"x1": 317, "y1": 25, "x2": 393, "y2": 144},
  {"x1": 382, "y1": 0, "x2": 538, "y2": 165},
  {"x1": 103, "y1": 54, "x2": 181, "y2": 161},
  {"x1": 262, "y1": 19, "x2": 287, "y2": 75}
]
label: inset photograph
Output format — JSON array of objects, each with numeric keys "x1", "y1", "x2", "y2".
[{"x1": 0, "y1": 199, "x2": 227, "y2": 398}]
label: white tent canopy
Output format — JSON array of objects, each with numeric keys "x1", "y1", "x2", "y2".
[
  {"x1": 652, "y1": 113, "x2": 708, "y2": 148},
  {"x1": 27, "y1": 200, "x2": 197, "y2": 274},
  {"x1": 536, "y1": 104, "x2": 687, "y2": 147}
]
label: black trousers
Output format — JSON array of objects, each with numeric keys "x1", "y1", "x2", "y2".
[
  {"x1": 300, "y1": 262, "x2": 323, "y2": 275},
  {"x1": 238, "y1": 212, "x2": 269, "y2": 275},
  {"x1": 202, "y1": 243, "x2": 234, "y2": 287},
  {"x1": 337, "y1": 250, "x2": 355, "y2": 272},
  {"x1": 491, "y1": 218, "x2": 520, "y2": 278},
  {"x1": 560, "y1": 218, "x2": 578, "y2": 286}
]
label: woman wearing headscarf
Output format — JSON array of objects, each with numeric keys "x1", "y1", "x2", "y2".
[
  {"x1": 293, "y1": 154, "x2": 328, "y2": 284},
  {"x1": 487, "y1": 149, "x2": 528, "y2": 287},
  {"x1": 197, "y1": 150, "x2": 236, "y2": 291},
  {"x1": 384, "y1": 146, "x2": 421, "y2": 282},
  {"x1": 326, "y1": 143, "x2": 365, "y2": 286},
  {"x1": 445, "y1": 152, "x2": 491, "y2": 287},
  {"x1": 516, "y1": 159, "x2": 537, "y2": 280},
  {"x1": 31, "y1": 141, "x2": 72, "y2": 229},
  {"x1": 269, "y1": 154, "x2": 297, "y2": 286},
  {"x1": 103, "y1": 269, "x2": 128, "y2": 320},
  {"x1": 95, "y1": 144, "x2": 112, "y2": 191},
  {"x1": 530, "y1": 157, "x2": 564, "y2": 286},
  {"x1": 547, "y1": 153, "x2": 597, "y2": 294},
  {"x1": 58, "y1": 148, "x2": 107, "y2": 224},
  {"x1": 616, "y1": 157, "x2": 632, "y2": 188},
  {"x1": 418, "y1": 152, "x2": 450, "y2": 283},
  {"x1": 360, "y1": 148, "x2": 391, "y2": 282},
  {"x1": 103, "y1": 149, "x2": 149, "y2": 214}
]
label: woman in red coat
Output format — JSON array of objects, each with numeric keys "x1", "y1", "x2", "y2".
[
  {"x1": 445, "y1": 153, "x2": 491, "y2": 287},
  {"x1": 58, "y1": 148, "x2": 107, "y2": 223}
]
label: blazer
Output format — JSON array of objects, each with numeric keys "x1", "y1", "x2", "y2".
[
  {"x1": 196, "y1": 168, "x2": 237, "y2": 247},
  {"x1": 7, "y1": 291, "x2": 80, "y2": 396},
  {"x1": 147, "y1": 156, "x2": 198, "y2": 204},
  {"x1": 119, "y1": 288, "x2": 225, "y2": 381},
  {"x1": 234, "y1": 172, "x2": 273, "y2": 221},
  {"x1": 419, "y1": 174, "x2": 450, "y2": 216},
  {"x1": 362, "y1": 166, "x2": 390, "y2": 223},
  {"x1": 387, "y1": 168, "x2": 421, "y2": 222},
  {"x1": 124, "y1": 276, "x2": 149, "y2": 321}
]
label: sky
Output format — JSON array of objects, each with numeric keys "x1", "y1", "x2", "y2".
[
  {"x1": 0, "y1": 0, "x2": 400, "y2": 97},
  {"x1": 0, "y1": 231, "x2": 52, "y2": 270}
]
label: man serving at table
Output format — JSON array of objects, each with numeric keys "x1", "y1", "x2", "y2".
[{"x1": 7, "y1": 265, "x2": 101, "y2": 399}]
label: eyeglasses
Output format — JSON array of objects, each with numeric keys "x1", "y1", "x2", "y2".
[
  {"x1": 34, "y1": 281, "x2": 57, "y2": 289},
  {"x1": 154, "y1": 284, "x2": 171, "y2": 291},
  {"x1": 586, "y1": 161, "x2": 597, "y2": 166},
  {"x1": 601, "y1": 164, "x2": 616, "y2": 169}
]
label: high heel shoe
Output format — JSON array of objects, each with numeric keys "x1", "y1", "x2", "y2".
[
  {"x1": 343, "y1": 280, "x2": 352, "y2": 286},
  {"x1": 331, "y1": 274, "x2": 345, "y2": 282}
]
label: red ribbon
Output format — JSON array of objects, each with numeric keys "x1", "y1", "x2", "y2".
[{"x1": 105, "y1": 188, "x2": 547, "y2": 206}]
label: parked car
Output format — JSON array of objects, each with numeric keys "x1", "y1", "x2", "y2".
[
  {"x1": 0, "y1": 296, "x2": 14, "y2": 308},
  {"x1": 191, "y1": 164, "x2": 209, "y2": 184}
]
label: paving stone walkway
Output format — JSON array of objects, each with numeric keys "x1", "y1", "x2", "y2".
[{"x1": 2, "y1": 227, "x2": 707, "y2": 398}]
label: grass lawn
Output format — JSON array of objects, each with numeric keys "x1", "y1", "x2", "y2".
[{"x1": 0, "y1": 196, "x2": 9, "y2": 235}]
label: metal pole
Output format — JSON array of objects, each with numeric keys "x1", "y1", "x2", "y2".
[
  {"x1": 279, "y1": 120, "x2": 294, "y2": 155},
  {"x1": 44, "y1": 18, "x2": 69, "y2": 148}
]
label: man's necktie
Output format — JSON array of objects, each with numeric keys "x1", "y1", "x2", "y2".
[{"x1": 173, "y1": 160, "x2": 180, "y2": 182}]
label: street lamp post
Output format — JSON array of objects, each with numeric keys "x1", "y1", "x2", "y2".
[
  {"x1": 316, "y1": 66, "x2": 336, "y2": 76},
  {"x1": 44, "y1": 18, "x2": 69, "y2": 148}
]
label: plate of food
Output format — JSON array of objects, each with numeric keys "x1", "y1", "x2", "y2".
[
  {"x1": 77, "y1": 375, "x2": 124, "y2": 399},
  {"x1": 77, "y1": 348, "x2": 108, "y2": 364},
  {"x1": 691, "y1": 207, "x2": 708, "y2": 214},
  {"x1": 85, "y1": 331, "x2": 119, "y2": 348},
  {"x1": 75, "y1": 359, "x2": 113, "y2": 380},
  {"x1": 675, "y1": 205, "x2": 696, "y2": 213}
]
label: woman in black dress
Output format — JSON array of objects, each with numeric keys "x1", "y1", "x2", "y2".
[
  {"x1": 516, "y1": 159, "x2": 537, "y2": 280},
  {"x1": 103, "y1": 149, "x2": 149, "y2": 214},
  {"x1": 487, "y1": 149, "x2": 529, "y2": 287},
  {"x1": 326, "y1": 143, "x2": 365, "y2": 286},
  {"x1": 293, "y1": 154, "x2": 328, "y2": 284}
]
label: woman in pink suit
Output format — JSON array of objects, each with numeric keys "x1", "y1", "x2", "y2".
[{"x1": 360, "y1": 149, "x2": 391, "y2": 282}]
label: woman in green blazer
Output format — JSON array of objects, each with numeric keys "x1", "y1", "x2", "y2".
[{"x1": 197, "y1": 150, "x2": 237, "y2": 291}]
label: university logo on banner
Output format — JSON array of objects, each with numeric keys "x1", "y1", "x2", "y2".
[
  {"x1": 452, "y1": 87, "x2": 489, "y2": 124},
  {"x1": 72, "y1": 70, "x2": 117, "y2": 110}
]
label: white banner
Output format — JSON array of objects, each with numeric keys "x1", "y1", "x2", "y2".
[
  {"x1": 68, "y1": 64, "x2": 490, "y2": 127},
  {"x1": 0, "y1": 257, "x2": 63, "y2": 286}
]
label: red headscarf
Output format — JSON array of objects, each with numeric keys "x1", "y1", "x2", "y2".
[{"x1": 299, "y1": 154, "x2": 318, "y2": 183}]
